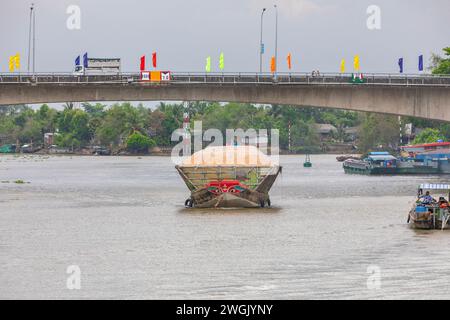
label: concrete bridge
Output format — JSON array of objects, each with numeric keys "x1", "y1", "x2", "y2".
[{"x1": 1, "y1": 72, "x2": 450, "y2": 121}]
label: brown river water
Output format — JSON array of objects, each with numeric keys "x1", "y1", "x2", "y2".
[{"x1": 1, "y1": 154, "x2": 450, "y2": 299}]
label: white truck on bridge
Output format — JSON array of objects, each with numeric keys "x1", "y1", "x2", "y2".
[{"x1": 73, "y1": 58, "x2": 121, "y2": 76}]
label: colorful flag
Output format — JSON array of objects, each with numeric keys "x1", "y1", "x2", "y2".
[
  {"x1": 270, "y1": 56, "x2": 276, "y2": 73},
  {"x1": 15, "y1": 53, "x2": 20, "y2": 69},
  {"x1": 340, "y1": 59, "x2": 345, "y2": 73},
  {"x1": 8, "y1": 57, "x2": 14, "y2": 72},
  {"x1": 140, "y1": 55, "x2": 146, "y2": 71},
  {"x1": 83, "y1": 52, "x2": 88, "y2": 68},
  {"x1": 219, "y1": 52, "x2": 224, "y2": 70},
  {"x1": 9, "y1": 54, "x2": 20, "y2": 72},
  {"x1": 152, "y1": 52, "x2": 157, "y2": 68},
  {"x1": 287, "y1": 53, "x2": 292, "y2": 70},
  {"x1": 353, "y1": 55, "x2": 360, "y2": 71},
  {"x1": 205, "y1": 56, "x2": 211, "y2": 72},
  {"x1": 398, "y1": 58, "x2": 404, "y2": 73},
  {"x1": 418, "y1": 55, "x2": 424, "y2": 71},
  {"x1": 75, "y1": 55, "x2": 81, "y2": 66}
]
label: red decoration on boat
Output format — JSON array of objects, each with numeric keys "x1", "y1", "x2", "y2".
[{"x1": 206, "y1": 180, "x2": 247, "y2": 194}]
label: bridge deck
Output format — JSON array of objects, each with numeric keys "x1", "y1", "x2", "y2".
[{"x1": 1, "y1": 73, "x2": 450, "y2": 87}]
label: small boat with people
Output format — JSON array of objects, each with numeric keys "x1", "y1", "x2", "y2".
[
  {"x1": 176, "y1": 145, "x2": 282, "y2": 208},
  {"x1": 408, "y1": 183, "x2": 450, "y2": 230}
]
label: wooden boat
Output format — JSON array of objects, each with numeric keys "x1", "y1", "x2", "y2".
[
  {"x1": 408, "y1": 183, "x2": 450, "y2": 230},
  {"x1": 336, "y1": 155, "x2": 360, "y2": 162},
  {"x1": 176, "y1": 146, "x2": 281, "y2": 208},
  {"x1": 343, "y1": 152, "x2": 440, "y2": 175}
]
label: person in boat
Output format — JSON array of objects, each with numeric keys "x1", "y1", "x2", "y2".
[
  {"x1": 438, "y1": 197, "x2": 449, "y2": 208},
  {"x1": 419, "y1": 191, "x2": 435, "y2": 205}
]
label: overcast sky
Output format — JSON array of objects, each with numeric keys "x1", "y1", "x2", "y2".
[{"x1": 0, "y1": 0, "x2": 449, "y2": 75}]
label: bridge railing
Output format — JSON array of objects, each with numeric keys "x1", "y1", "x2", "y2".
[{"x1": 1, "y1": 72, "x2": 450, "y2": 87}]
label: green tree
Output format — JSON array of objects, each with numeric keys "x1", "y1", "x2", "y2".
[
  {"x1": 126, "y1": 131, "x2": 155, "y2": 153},
  {"x1": 431, "y1": 47, "x2": 450, "y2": 75},
  {"x1": 56, "y1": 108, "x2": 91, "y2": 148},
  {"x1": 95, "y1": 103, "x2": 146, "y2": 146},
  {"x1": 412, "y1": 128, "x2": 445, "y2": 144},
  {"x1": 358, "y1": 114, "x2": 400, "y2": 153}
]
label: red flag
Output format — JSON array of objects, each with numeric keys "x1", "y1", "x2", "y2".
[
  {"x1": 287, "y1": 53, "x2": 292, "y2": 70},
  {"x1": 152, "y1": 52, "x2": 157, "y2": 68},
  {"x1": 140, "y1": 55, "x2": 145, "y2": 71}
]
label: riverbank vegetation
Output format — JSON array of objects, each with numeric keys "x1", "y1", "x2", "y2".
[
  {"x1": 1, "y1": 101, "x2": 450, "y2": 155},
  {"x1": 0, "y1": 101, "x2": 414, "y2": 154}
]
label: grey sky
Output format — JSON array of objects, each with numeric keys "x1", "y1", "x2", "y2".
[{"x1": 0, "y1": 0, "x2": 449, "y2": 75}]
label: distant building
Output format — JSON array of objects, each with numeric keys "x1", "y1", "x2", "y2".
[
  {"x1": 44, "y1": 133, "x2": 56, "y2": 146},
  {"x1": 315, "y1": 124, "x2": 337, "y2": 141},
  {"x1": 344, "y1": 127, "x2": 359, "y2": 142},
  {"x1": 0, "y1": 134, "x2": 10, "y2": 145}
]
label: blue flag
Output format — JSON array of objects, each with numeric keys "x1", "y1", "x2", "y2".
[
  {"x1": 418, "y1": 55, "x2": 423, "y2": 71},
  {"x1": 75, "y1": 55, "x2": 80, "y2": 66},
  {"x1": 83, "y1": 52, "x2": 88, "y2": 68},
  {"x1": 398, "y1": 58, "x2": 404, "y2": 73}
]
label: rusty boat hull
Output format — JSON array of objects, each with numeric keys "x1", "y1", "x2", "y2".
[{"x1": 176, "y1": 165, "x2": 282, "y2": 208}]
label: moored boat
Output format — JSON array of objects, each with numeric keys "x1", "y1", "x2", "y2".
[
  {"x1": 343, "y1": 152, "x2": 440, "y2": 175},
  {"x1": 408, "y1": 184, "x2": 450, "y2": 230},
  {"x1": 336, "y1": 155, "x2": 360, "y2": 162},
  {"x1": 176, "y1": 146, "x2": 282, "y2": 208}
]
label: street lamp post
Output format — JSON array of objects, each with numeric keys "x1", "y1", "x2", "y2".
[
  {"x1": 32, "y1": 4, "x2": 36, "y2": 74},
  {"x1": 27, "y1": 3, "x2": 34, "y2": 73},
  {"x1": 259, "y1": 8, "x2": 266, "y2": 73},
  {"x1": 274, "y1": 4, "x2": 278, "y2": 79},
  {"x1": 27, "y1": 3, "x2": 36, "y2": 74}
]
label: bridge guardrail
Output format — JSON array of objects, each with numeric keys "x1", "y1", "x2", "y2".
[{"x1": 1, "y1": 72, "x2": 450, "y2": 87}]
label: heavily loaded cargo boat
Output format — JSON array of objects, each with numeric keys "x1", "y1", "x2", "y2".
[
  {"x1": 343, "y1": 152, "x2": 440, "y2": 175},
  {"x1": 408, "y1": 184, "x2": 450, "y2": 230},
  {"x1": 176, "y1": 146, "x2": 282, "y2": 208}
]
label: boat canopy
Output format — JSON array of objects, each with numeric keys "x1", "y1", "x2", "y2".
[
  {"x1": 368, "y1": 155, "x2": 397, "y2": 161},
  {"x1": 368, "y1": 152, "x2": 390, "y2": 155},
  {"x1": 402, "y1": 142, "x2": 450, "y2": 150},
  {"x1": 419, "y1": 183, "x2": 450, "y2": 191}
]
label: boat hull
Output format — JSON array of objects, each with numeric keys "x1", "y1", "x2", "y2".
[
  {"x1": 344, "y1": 161, "x2": 440, "y2": 175},
  {"x1": 176, "y1": 165, "x2": 281, "y2": 208},
  {"x1": 192, "y1": 191, "x2": 263, "y2": 208},
  {"x1": 408, "y1": 209, "x2": 450, "y2": 230}
]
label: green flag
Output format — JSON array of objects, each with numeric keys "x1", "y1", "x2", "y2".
[
  {"x1": 205, "y1": 56, "x2": 211, "y2": 72},
  {"x1": 219, "y1": 52, "x2": 224, "y2": 70}
]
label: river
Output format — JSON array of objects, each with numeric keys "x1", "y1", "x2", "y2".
[{"x1": 1, "y1": 154, "x2": 449, "y2": 299}]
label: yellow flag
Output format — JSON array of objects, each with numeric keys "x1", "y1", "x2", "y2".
[
  {"x1": 340, "y1": 59, "x2": 345, "y2": 73},
  {"x1": 15, "y1": 53, "x2": 20, "y2": 69},
  {"x1": 219, "y1": 52, "x2": 224, "y2": 70},
  {"x1": 205, "y1": 56, "x2": 211, "y2": 72},
  {"x1": 353, "y1": 55, "x2": 360, "y2": 71},
  {"x1": 9, "y1": 53, "x2": 20, "y2": 72},
  {"x1": 9, "y1": 57, "x2": 14, "y2": 72}
]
